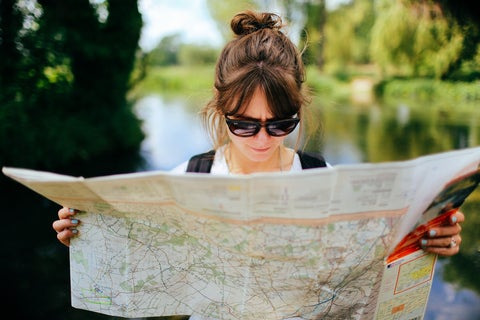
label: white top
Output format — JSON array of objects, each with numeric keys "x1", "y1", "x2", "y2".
[{"x1": 172, "y1": 145, "x2": 305, "y2": 174}]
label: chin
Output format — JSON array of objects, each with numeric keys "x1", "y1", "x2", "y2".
[{"x1": 247, "y1": 151, "x2": 275, "y2": 163}]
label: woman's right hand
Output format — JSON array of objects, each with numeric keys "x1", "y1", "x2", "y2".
[{"x1": 52, "y1": 207, "x2": 80, "y2": 247}]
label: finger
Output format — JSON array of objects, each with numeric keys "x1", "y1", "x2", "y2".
[
  {"x1": 56, "y1": 229, "x2": 79, "y2": 247},
  {"x1": 52, "y1": 217, "x2": 79, "y2": 233},
  {"x1": 449, "y1": 211, "x2": 465, "y2": 224},
  {"x1": 421, "y1": 234, "x2": 462, "y2": 257},
  {"x1": 58, "y1": 207, "x2": 77, "y2": 219},
  {"x1": 421, "y1": 235, "x2": 462, "y2": 248},
  {"x1": 427, "y1": 223, "x2": 462, "y2": 238},
  {"x1": 423, "y1": 244, "x2": 460, "y2": 256}
]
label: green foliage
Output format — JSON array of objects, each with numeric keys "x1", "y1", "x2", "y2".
[
  {"x1": 300, "y1": 0, "x2": 326, "y2": 67},
  {"x1": 146, "y1": 36, "x2": 218, "y2": 68},
  {"x1": 147, "y1": 33, "x2": 183, "y2": 66},
  {"x1": 447, "y1": 47, "x2": 480, "y2": 81},
  {"x1": 0, "y1": 0, "x2": 144, "y2": 170},
  {"x1": 370, "y1": 1, "x2": 472, "y2": 79},
  {"x1": 178, "y1": 44, "x2": 219, "y2": 66},
  {"x1": 131, "y1": 66, "x2": 215, "y2": 98},
  {"x1": 323, "y1": 0, "x2": 374, "y2": 74},
  {"x1": 318, "y1": 0, "x2": 480, "y2": 80},
  {"x1": 375, "y1": 78, "x2": 480, "y2": 105},
  {"x1": 306, "y1": 66, "x2": 351, "y2": 101},
  {"x1": 414, "y1": 12, "x2": 462, "y2": 77},
  {"x1": 370, "y1": 1, "x2": 417, "y2": 76}
]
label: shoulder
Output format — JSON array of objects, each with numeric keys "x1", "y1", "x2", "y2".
[
  {"x1": 186, "y1": 150, "x2": 216, "y2": 173},
  {"x1": 173, "y1": 148, "x2": 228, "y2": 174},
  {"x1": 171, "y1": 160, "x2": 188, "y2": 173},
  {"x1": 170, "y1": 150, "x2": 214, "y2": 174},
  {"x1": 297, "y1": 151, "x2": 328, "y2": 169}
]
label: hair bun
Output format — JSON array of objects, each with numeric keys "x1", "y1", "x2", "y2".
[{"x1": 231, "y1": 11, "x2": 282, "y2": 36}]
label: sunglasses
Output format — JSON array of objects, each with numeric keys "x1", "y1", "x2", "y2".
[{"x1": 225, "y1": 116, "x2": 300, "y2": 137}]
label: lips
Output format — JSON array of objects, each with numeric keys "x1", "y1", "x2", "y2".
[{"x1": 251, "y1": 146, "x2": 271, "y2": 153}]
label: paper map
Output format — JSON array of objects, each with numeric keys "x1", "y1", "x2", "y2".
[{"x1": 3, "y1": 146, "x2": 480, "y2": 319}]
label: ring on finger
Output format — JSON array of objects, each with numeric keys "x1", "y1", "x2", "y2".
[{"x1": 448, "y1": 236, "x2": 457, "y2": 248}]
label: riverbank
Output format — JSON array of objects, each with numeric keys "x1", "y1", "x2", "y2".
[{"x1": 131, "y1": 65, "x2": 480, "y2": 110}]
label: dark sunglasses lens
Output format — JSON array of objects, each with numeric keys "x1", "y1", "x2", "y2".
[
  {"x1": 266, "y1": 119, "x2": 299, "y2": 136},
  {"x1": 228, "y1": 121, "x2": 259, "y2": 137}
]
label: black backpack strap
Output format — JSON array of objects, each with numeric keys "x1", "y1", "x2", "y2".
[
  {"x1": 297, "y1": 151, "x2": 327, "y2": 169},
  {"x1": 186, "y1": 150, "x2": 216, "y2": 173}
]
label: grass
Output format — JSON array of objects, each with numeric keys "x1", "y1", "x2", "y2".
[
  {"x1": 130, "y1": 65, "x2": 351, "y2": 101},
  {"x1": 130, "y1": 64, "x2": 480, "y2": 111},
  {"x1": 129, "y1": 65, "x2": 215, "y2": 99}
]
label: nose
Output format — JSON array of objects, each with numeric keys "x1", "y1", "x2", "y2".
[{"x1": 254, "y1": 126, "x2": 271, "y2": 141}]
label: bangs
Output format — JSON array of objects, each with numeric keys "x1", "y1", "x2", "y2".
[
  {"x1": 225, "y1": 65, "x2": 302, "y2": 118},
  {"x1": 261, "y1": 68, "x2": 302, "y2": 118}
]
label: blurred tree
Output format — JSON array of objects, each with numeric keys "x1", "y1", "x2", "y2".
[
  {"x1": 148, "y1": 33, "x2": 183, "y2": 66},
  {"x1": 299, "y1": 0, "x2": 327, "y2": 68},
  {"x1": 370, "y1": 0, "x2": 478, "y2": 80},
  {"x1": 324, "y1": 0, "x2": 374, "y2": 75},
  {"x1": 0, "y1": 0, "x2": 144, "y2": 170},
  {"x1": 206, "y1": 0, "x2": 258, "y2": 42},
  {"x1": 178, "y1": 44, "x2": 219, "y2": 66},
  {"x1": 146, "y1": 34, "x2": 218, "y2": 67},
  {"x1": 433, "y1": 0, "x2": 480, "y2": 80},
  {"x1": 0, "y1": 0, "x2": 23, "y2": 101},
  {"x1": 436, "y1": 0, "x2": 479, "y2": 24}
]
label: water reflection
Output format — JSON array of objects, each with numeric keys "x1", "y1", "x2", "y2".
[
  {"x1": 426, "y1": 260, "x2": 480, "y2": 319},
  {"x1": 135, "y1": 95, "x2": 211, "y2": 171}
]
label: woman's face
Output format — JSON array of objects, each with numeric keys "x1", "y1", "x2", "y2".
[{"x1": 227, "y1": 87, "x2": 287, "y2": 164}]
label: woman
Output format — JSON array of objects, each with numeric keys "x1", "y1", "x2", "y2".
[{"x1": 53, "y1": 7, "x2": 464, "y2": 310}]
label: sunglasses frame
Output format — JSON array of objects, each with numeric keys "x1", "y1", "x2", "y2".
[{"x1": 225, "y1": 116, "x2": 300, "y2": 137}]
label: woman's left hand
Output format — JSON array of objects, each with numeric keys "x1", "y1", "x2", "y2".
[{"x1": 420, "y1": 211, "x2": 464, "y2": 256}]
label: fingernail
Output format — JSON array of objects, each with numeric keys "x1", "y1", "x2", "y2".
[
  {"x1": 68, "y1": 208, "x2": 75, "y2": 213},
  {"x1": 451, "y1": 216, "x2": 457, "y2": 223},
  {"x1": 429, "y1": 230, "x2": 437, "y2": 237},
  {"x1": 421, "y1": 239, "x2": 428, "y2": 247},
  {"x1": 71, "y1": 228, "x2": 78, "y2": 234},
  {"x1": 70, "y1": 219, "x2": 79, "y2": 225}
]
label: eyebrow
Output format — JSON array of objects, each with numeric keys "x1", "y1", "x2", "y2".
[{"x1": 229, "y1": 115, "x2": 283, "y2": 122}]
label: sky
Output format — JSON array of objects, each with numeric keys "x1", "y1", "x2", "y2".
[
  {"x1": 138, "y1": 0, "x2": 350, "y2": 51},
  {"x1": 138, "y1": 0, "x2": 222, "y2": 51}
]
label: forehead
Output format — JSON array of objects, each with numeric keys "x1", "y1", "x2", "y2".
[{"x1": 233, "y1": 87, "x2": 275, "y2": 120}]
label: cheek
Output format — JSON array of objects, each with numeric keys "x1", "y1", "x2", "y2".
[
  {"x1": 228, "y1": 132, "x2": 249, "y2": 150},
  {"x1": 227, "y1": 131, "x2": 238, "y2": 144},
  {"x1": 268, "y1": 137, "x2": 286, "y2": 150}
]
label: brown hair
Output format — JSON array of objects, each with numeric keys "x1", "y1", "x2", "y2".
[{"x1": 201, "y1": 10, "x2": 311, "y2": 150}]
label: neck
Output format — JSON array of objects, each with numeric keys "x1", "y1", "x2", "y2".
[{"x1": 226, "y1": 144, "x2": 293, "y2": 174}]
